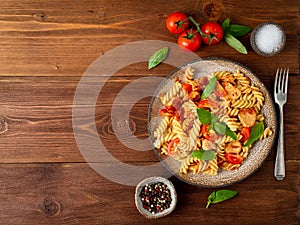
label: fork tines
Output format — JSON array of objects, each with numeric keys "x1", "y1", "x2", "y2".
[{"x1": 275, "y1": 68, "x2": 289, "y2": 94}]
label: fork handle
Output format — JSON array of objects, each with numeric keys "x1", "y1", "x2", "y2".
[{"x1": 274, "y1": 106, "x2": 285, "y2": 180}]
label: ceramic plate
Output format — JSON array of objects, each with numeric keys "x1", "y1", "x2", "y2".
[{"x1": 148, "y1": 58, "x2": 277, "y2": 187}]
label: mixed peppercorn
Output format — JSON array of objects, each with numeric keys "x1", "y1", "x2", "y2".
[{"x1": 139, "y1": 182, "x2": 172, "y2": 214}]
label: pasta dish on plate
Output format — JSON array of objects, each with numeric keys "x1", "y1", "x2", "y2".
[{"x1": 152, "y1": 67, "x2": 273, "y2": 176}]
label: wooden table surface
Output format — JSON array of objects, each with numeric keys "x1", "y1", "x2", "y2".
[{"x1": 0, "y1": 0, "x2": 299, "y2": 224}]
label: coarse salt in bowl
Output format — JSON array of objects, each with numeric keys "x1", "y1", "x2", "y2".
[{"x1": 250, "y1": 22, "x2": 286, "y2": 56}]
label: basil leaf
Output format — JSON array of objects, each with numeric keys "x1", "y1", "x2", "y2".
[
  {"x1": 214, "y1": 122, "x2": 226, "y2": 135},
  {"x1": 206, "y1": 191, "x2": 216, "y2": 209},
  {"x1": 211, "y1": 114, "x2": 218, "y2": 125},
  {"x1": 201, "y1": 76, "x2": 217, "y2": 99},
  {"x1": 191, "y1": 150, "x2": 215, "y2": 161},
  {"x1": 196, "y1": 108, "x2": 212, "y2": 125},
  {"x1": 206, "y1": 190, "x2": 238, "y2": 208},
  {"x1": 224, "y1": 33, "x2": 247, "y2": 54},
  {"x1": 148, "y1": 47, "x2": 169, "y2": 69},
  {"x1": 227, "y1": 24, "x2": 251, "y2": 37},
  {"x1": 244, "y1": 122, "x2": 264, "y2": 147},
  {"x1": 214, "y1": 122, "x2": 237, "y2": 140},
  {"x1": 222, "y1": 18, "x2": 230, "y2": 32},
  {"x1": 225, "y1": 127, "x2": 237, "y2": 140}
]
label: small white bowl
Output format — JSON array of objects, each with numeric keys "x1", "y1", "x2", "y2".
[{"x1": 135, "y1": 177, "x2": 177, "y2": 219}]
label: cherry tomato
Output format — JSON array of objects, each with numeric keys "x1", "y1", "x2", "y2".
[
  {"x1": 166, "y1": 12, "x2": 189, "y2": 34},
  {"x1": 200, "y1": 124, "x2": 218, "y2": 141},
  {"x1": 225, "y1": 153, "x2": 243, "y2": 164},
  {"x1": 240, "y1": 127, "x2": 251, "y2": 142},
  {"x1": 178, "y1": 29, "x2": 201, "y2": 52},
  {"x1": 182, "y1": 83, "x2": 192, "y2": 94},
  {"x1": 197, "y1": 99, "x2": 210, "y2": 108},
  {"x1": 196, "y1": 99, "x2": 219, "y2": 109},
  {"x1": 159, "y1": 108, "x2": 174, "y2": 117},
  {"x1": 214, "y1": 81, "x2": 227, "y2": 97},
  {"x1": 167, "y1": 138, "x2": 179, "y2": 155},
  {"x1": 201, "y1": 22, "x2": 224, "y2": 45}
]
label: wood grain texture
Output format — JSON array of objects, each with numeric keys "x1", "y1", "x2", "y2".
[
  {"x1": 0, "y1": 161, "x2": 298, "y2": 225},
  {"x1": 0, "y1": 0, "x2": 299, "y2": 224},
  {"x1": 0, "y1": 0, "x2": 298, "y2": 76}
]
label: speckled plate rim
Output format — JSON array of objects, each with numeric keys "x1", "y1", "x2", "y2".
[{"x1": 147, "y1": 57, "x2": 278, "y2": 188}]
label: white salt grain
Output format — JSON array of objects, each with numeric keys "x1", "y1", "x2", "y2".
[{"x1": 255, "y1": 24, "x2": 284, "y2": 54}]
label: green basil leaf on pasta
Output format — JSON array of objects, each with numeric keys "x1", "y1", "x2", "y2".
[
  {"x1": 211, "y1": 114, "x2": 218, "y2": 125},
  {"x1": 214, "y1": 122, "x2": 226, "y2": 135},
  {"x1": 206, "y1": 190, "x2": 238, "y2": 208},
  {"x1": 227, "y1": 24, "x2": 251, "y2": 37},
  {"x1": 214, "y1": 122, "x2": 237, "y2": 140},
  {"x1": 224, "y1": 33, "x2": 248, "y2": 54},
  {"x1": 201, "y1": 76, "x2": 217, "y2": 99},
  {"x1": 148, "y1": 47, "x2": 169, "y2": 69},
  {"x1": 191, "y1": 150, "x2": 215, "y2": 161},
  {"x1": 244, "y1": 122, "x2": 264, "y2": 147},
  {"x1": 225, "y1": 127, "x2": 237, "y2": 140},
  {"x1": 196, "y1": 108, "x2": 212, "y2": 125}
]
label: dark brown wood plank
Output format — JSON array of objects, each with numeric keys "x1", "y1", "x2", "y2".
[
  {"x1": 0, "y1": 0, "x2": 298, "y2": 77},
  {"x1": 0, "y1": 161, "x2": 298, "y2": 225},
  {"x1": 0, "y1": 0, "x2": 299, "y2": 224}
]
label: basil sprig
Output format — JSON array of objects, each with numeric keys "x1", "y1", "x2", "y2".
[
  {"x1": 226, "y1": 24, "x2": 252, "y2": 37},
  {"x1": 191, "y1": 149, "x2": 215, "y2": 161},
  {"x1": 148, "y1": 47, "x2": 169, "y2": 69},
  {"x1": 214, "y1": 121, "x2": 237, "y2": 140},
  {"x1": 222, "y1": 18, "x2": 251, "y2": 54},
  {"x1": 224, "y1": 33, "x2": 248, "y2": 54},
  {"x1": 197, "y1": 108, "x2": 237, "y2": 140},
  {"x1": 244, "y1": 122, "x2": 264, "y2": 147},
  {"x1": 196, "y1": 108, "x2": 213, "y2": 125},
  {"x1": 201, "y1": 76, "x2": 217, "y2": 99},
  {"x1": 206, "y1": 190, "x2": 238, "y2": 208}
]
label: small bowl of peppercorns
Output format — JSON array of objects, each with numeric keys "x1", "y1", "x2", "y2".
[{"x1": 135, "y1": 177, "x2": 177, "y2": 219}]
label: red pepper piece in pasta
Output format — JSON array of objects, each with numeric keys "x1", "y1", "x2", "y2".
[
  {"x1": 159, "y1": 108, "x2": 175, "y2": 117},
  {"x1": 167, "y1": 138, "x2": 179, "y2": 155},
  {"x1": 225, "y1": 153, "x2": 243, "y2": 164},
  {"x1": 200, "y1": 124, "x2": 218, "y2": 141},
  {"x1": 196, "y1": 99, "x2": 219, "y2": 109},
  {"x1": 182, "y1": 83, "x2": 192, "y2": 94},
  {"x1": 197, "y1": 99, "x2": 210, "y2": 108},
  {"x1": 240, "y1": 127, "x2": 251, "y2": 142}
]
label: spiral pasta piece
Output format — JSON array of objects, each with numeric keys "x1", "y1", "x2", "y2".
[
  {"x1": 259, "y1": 127, "x2": 273, "y2": 140},
  {"x1": 153, "y1": 116, "x2": 170, "y2": 139},
  {"x1": 160, "y1": 81, "x2": 182, "y2": 105},
  {"x1": 234, "y1": 71, "x2": 250, "y2": 86}
]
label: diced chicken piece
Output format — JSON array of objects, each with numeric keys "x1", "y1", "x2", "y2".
[
  {"x1": 238, "y1": 108, "x2": 257, "y2": 127},
  {"x1": 202, "y1": 139, "x2": 216, "y2": 150},
  {"x1": 182, "y1": 116, "x2": 195, "y2": 132},
  {"x1": 223, "y1": 82, "x2": 241, "y2": 100},
  {"x1": 225, "y1": 141, "x2": 242, "y2": 154}
]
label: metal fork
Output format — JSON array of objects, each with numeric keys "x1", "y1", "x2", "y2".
[{"x1": 274, "y1": 68, "x2": 289, "y2": 180}]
